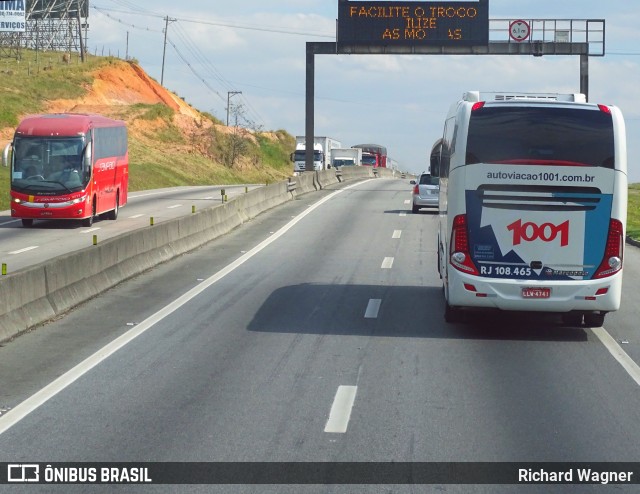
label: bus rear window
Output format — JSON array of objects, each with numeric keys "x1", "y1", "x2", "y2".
[{"x1": 466, "y1": 106, "x2": 614, "y2": 168}]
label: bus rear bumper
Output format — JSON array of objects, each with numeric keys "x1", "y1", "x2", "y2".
[{"x1": 447, "y1": 269, "x2": 622, "y2": 313}]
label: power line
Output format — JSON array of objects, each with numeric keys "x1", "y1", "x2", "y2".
[
  {"x1": 93, "y1": 5, "x2": 334, "y2": 38},
  {"x1": 93, "y1": 7, "x2": 161, "y2": 33},
  {"x1": 169, "y1": 23, "x2": 266, "y2": 126}
]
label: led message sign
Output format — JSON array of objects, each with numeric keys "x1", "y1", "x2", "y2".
[{"x1": 337, "y1": 0, "x2": 489, "y2": 47}]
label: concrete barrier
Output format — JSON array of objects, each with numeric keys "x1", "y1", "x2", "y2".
[{"x1": 0, "y1": 171, "x2": 396, "y2": 342}]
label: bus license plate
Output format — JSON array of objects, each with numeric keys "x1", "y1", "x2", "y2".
[{"x1": 522, "y1": 287, "x2": 551, "y2": 299}]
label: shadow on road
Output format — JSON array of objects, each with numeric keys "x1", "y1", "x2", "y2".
[{"x1": 247, "y1": 283, "x2": 588, "y2": 343}]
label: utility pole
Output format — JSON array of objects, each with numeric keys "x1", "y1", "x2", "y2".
[
  {"x1": 226, "y1": 91, "x2": 242, "y2": 126},
  {"x1": 161, "y1": 16, "x2": 176, "y2": 86},
  {"x1": 76, "y1": 0, "x2": 85, "y2": 62}
]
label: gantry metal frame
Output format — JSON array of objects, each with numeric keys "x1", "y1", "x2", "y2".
[{"x1": 304, "y1": 18, "x2": 605, "y2": 171}]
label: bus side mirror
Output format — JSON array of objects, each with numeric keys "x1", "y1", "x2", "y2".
[
  {"x1": 430, "y1": 140, "x2": 443, "y2": 178},
  {"x1": 2, "y1": 143, "x2": 10, "y2": 167},
  {"x1": 430, "y1": 154, "x2": 441, "y2": 177},
  {"x1": 83, "y1": 142, "x2": 92, "y2": 169}
]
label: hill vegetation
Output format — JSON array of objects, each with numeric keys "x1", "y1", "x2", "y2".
[{"x1": 0, "y1": 50, "x2": 295, "y2": 211}]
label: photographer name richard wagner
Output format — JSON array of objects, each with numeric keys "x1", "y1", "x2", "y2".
[{"x1": 519, "y1": 468, "x2": 634, "y2": 484}]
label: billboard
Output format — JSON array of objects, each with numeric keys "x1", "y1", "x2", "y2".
[
  {"x1": 337, "y1": 0, "x2": 489, "y2": 47},
  {"x1": 0, "y1": 0, "x2": 26, "y2": 32}
]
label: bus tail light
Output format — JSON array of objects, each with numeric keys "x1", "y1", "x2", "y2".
[
  {"x1": 450, "y1": 214, "x2": 479, "y2": 275},
  {"x1": 593, "y1": 219, "x2": 623, "y2": 279}
]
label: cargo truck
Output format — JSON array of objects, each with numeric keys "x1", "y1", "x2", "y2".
[
  {"x1": 352, "y1": 144, "x2": 387, "y2": 168},
  {"x1": 291, "y1": 136, "x2": 342, "y2": 172},
  {"x1": 331, "y1": 148, "x2": 363, "y2": 168}
]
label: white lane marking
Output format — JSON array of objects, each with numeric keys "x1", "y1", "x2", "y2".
[
  {"x1": 324, "y1": 385, "x2": 358, "y2": 433},
  {"x1": 364, "y1": 299, "x2": 382, "y2": 319},
  {"x1": 128, "y1": 190, "x2": 175, "y2": 199},
  {"x1": 0, "y1": 179, "x2": 374, "y2": 436},
  {"x1": 404, "y1": 199, "x2": 410, "y2": 205},
  {"x1": 592, "y1": 327, "x2": 640, "y2": 387},
  {"x1": 399, "y1": 212, "x2": 407, "y2": 217},
  {"x1": 392, "y1": 230, "x2": 402, "y2": 239},
  {"x1": 167, "y1": 204, "x2": 182, "y2": 209},
  {"x1": 81, "y1": 227, "x2": 100, "y2": 234},
  {"x1": 9, "y1": 246, "x2": 38, "y2": 255},
  {"x1": 381, "y1": 257, "x2": 394, "y2": 269},
  {"x1": 0, "y1": 218, "x2": 22, "y2": 226},
  {"x1": 128, "y1": 214, "x2": 144, "y2": 219}
]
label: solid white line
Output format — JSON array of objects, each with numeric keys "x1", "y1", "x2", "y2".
[
  {"x1": 0, "y1": 218, "x2": 22, "y2": 226},
  {"x1": 0, "y1": 180, "x2": 373, "y2": 436},
  {"x1": 128, "y1": 214, "x2": 144, "y2": 219},
  {"x1": 167, "y1": 204, "x2": 182, "y2": 209},
  {"x1": 592, "y1": 327, "x2": 640, "y2": 387},
  {"x1": 324, "y1": 385, "x2": 358, "y2": 433},
  {"x1": 80, "y1": 227, "x2": 100, "y2": 234},
  {"x1": 392, "y1": 230, "x2": 402, "y2": 239},
  {"x1": 364, "y1": 299, "x2": 382, "y2": 319},
  {"x1": 9, "y1": 246, "x2": 38, "y2": 255},
  {"x1": 381, "y1": 257, "x2": 394, "y2": 269}
]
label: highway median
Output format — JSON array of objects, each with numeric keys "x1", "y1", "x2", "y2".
[{"x1": 0, "y1": 166, "x2": 394, "y2": 342}]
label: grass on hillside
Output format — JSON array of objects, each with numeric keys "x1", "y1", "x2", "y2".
[
  {"x1": 0, "y1": 50, "x2": 108, "y2": 128},
  {"x1": 0, "y1": 50, "x2": 296, "y2": 211}
]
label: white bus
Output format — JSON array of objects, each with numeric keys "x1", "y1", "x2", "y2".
[{"x1": 435, "y1": 91, "x2": 627, "y2": 327}]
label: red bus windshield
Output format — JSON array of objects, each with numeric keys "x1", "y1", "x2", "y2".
[{"x1": 11, "y1": 136, "x2": 87, "y2": 194}]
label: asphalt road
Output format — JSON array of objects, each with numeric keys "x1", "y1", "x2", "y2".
[{"x1": 1, "y1": 178, "x2": 640, "y2": 493}]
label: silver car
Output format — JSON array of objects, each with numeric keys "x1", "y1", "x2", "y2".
[{"x1": 411, "y1": 172, "x2": 439, "y2": 213}]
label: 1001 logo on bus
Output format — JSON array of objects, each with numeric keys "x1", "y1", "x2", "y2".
[{"x1": 507, "y1": 219, "x2": 569, "y2": 246}]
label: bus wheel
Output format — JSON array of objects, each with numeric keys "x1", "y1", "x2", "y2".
[
  {"x1": 82, "y1": 199, "x2": 96, "y2": 227},
  {"x1": 107, "y1": 193, "x2": 119, "y2": 220},
  {"x1": 21, "y1": 219, "x2": 33, "y2": 227},
  {"x1": 561, "y1": 312, "x2": 583, "y2": 327},
  {"x1": 584, "y1": 313, "x2": 606, "y2": 328},
  {"x1": 444, "y1": 301, "x2": 463, "y2": 324}
]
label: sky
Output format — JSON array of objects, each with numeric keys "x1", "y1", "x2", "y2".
[{"x1": 87, "y1": 1, "x2": 640, "y2": 181}]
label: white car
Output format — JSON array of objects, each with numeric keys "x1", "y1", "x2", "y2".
[{"x1": 411, "y1": 172, "x2": 439, "y2": 213}]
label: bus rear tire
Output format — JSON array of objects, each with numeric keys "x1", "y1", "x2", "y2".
[
  {"x1": 21, "y1": 219, "x2": 33, "y2": 227},
  {"x1": 107, "y1": 192, "x2": 119, "y2": 220},
  {"x1": 561, "y1": 312, "x2": 583, "y2": 327},
  {"x1": 584, "y1": 313, "x2": 606, "y2": 328},
  {"x1": 444, "y1": 301, "x2": 463, "y2": 324}
]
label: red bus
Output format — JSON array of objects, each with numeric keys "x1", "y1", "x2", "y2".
[{"x1": 2, "y1": 113, "x2": 128, "y2": 227}]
